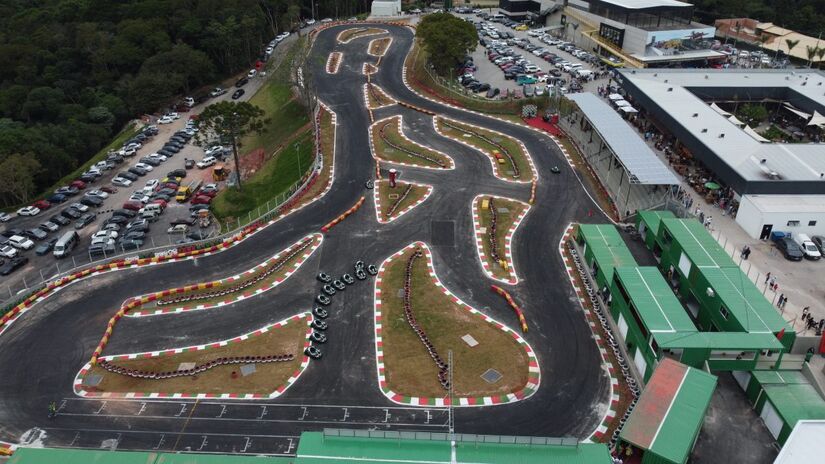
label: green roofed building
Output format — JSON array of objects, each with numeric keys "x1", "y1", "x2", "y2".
[
  {"x1": 575, "y1": 224, "x2": 636, "y2": 291},
  {"x1": 619, "y1": 358, "x2": 717, "y2": 464},
  {"x1": 636, "y1": 210, "x2": 675, "y2": 250}
]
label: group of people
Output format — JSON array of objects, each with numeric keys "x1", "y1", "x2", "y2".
[{"x1": 801, "y1": 307, "x2": 825, "y2": 334}]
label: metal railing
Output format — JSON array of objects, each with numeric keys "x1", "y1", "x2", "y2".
[{"x1": 322, "y1": 429, "x2": 580, "y2": 447}]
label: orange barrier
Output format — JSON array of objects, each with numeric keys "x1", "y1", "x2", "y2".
[
  {"x1": 491, "y1": 285, "x2": 528, "y2": 332},
  {"x1": 321, "y1": 196, "x2": 366, "y2": 233},
  {"x1": 398, "y1": 101, "x2": 436, "y2": 116}
]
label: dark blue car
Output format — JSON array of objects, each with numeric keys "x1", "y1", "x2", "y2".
[{"x1": 48, "y1": 193, "x2": 68, "y2": 204}]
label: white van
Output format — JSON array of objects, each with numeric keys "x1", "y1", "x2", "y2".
[
  {"x1": 53, "y1": 231, "x2": 79, "y2": 258},
  {"x1": 139, "y1": 203, "x2": 163, "y2": 216},
  {"x1": 793, "y1": 233, "x2": 821, "y2": 260},
  {"x1": 491, "y1": 13, "x2": 505, "y2": 22}
]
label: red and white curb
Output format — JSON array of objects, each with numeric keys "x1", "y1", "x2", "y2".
[
  {"x1": 557, "y1": 224, "x2": 620, "y2": 442},
  {"x1": 336, "y1": 27, "x2": 389, "y2": 44},
  {"x1": 471, "y1": 194, "x2": 530, "y2": 286},
  {"x1": 373, "y1": 242, "x2": 540, "y2": 407},
  {"x1": 325, "y1": 52, "x2": 342, "y2": 74},
  {"x1": 368, "y1": 114, "x2": 455, "y2": 170},
  {"x1": 363, "y1": 82, "x2": 397, "y2": 110},
  {"x1": 0, "y1": 100, "x2": 339, "y2": 338},
  {"x1": 73, "y1": 313, "x2": 313, "y2": 399},
  {"x1": 127, "y1": 234, "x2": 323, "y2": 317},
  {"x1": 432, "y1": 116, "x2": 537, "y2": 184},
  {"x1": 367, "y1": 36, "x2": 394, "y2": 57},
  {"x1": 372, "y1": 180, "x2": 433, "y2": 224}
]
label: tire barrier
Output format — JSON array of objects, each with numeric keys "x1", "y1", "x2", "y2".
[
  {"x1": 386, "y1": 184, "x2": 413, "y2": 219},
  {"x1": 325, "y1": 52, "x2": 342, "y2": 74},
  {"x1": 403, "y1": 248, "x2": 450, "y2": 390},
  {"x1": 97, "y1": 353, "x2": 295, "y2": 380},
  {"x1": 321, "y1": 196, "x2": 365, "y2": 233},
  {"x1": 529, "y1": 180, "x2": 537, "y2": 205},
  {"x1": 367, "y1": 83, "x2": 391, "y2": 108},
  {"x1": 487, "y1": 197, "x2": 502, "y2": 264},
  {"x1": 440, "y1": 119, "x2": 520, "y2": 179},
  {"x1": 567, "y1": 240, "x2": 640, "y2": 448},
  {"x1": 490, "y1": 285, "x2": 528, "y2": 333},
  {"x1": 156, "y1": 238, "x2": 314, "y2": 306},
  {"x1": 397, "y1": 100, "x2": 436, "y2": 116},
  {"x1": 378, "y1": 121, "x2": 445, "y2": 167}
]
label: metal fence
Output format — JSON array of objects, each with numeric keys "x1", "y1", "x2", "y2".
[{"x1": 322, "y1": 428, "x2": 579, "y2": 447}]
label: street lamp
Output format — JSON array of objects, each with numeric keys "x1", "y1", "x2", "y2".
[{"x1": 295, "y1": 141, "x2": 302, "y2": 178}]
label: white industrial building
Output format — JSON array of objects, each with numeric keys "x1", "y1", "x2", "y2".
[
  {"x1": 371, "y1": 0, "x2": 402, "y2": 17},
  {"x1": 736, "y1": 195, "x2": 825, "y2": 240}
]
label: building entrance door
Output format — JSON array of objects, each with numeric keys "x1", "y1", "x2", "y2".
[{"x1": 759, "y1": 224, "x2": 773, "y2": 240}]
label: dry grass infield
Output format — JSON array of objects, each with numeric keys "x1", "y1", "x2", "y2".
[
  {"x1": 338, "y1": 27, "x2": 387, "y2": 43},
  {"x1": 477, "y1": 197, "x2": 526, "y2": 281},
  {"x1": 371, "y1": 117, "x2": 451, "y2": 168},
  {"x1": 369, "y1": 37, "x2": 392, "y2": 56},
  {"x1": 366, "y1": 83, "x2": 394, "y2": 109},
  {"x1": 377, "y1": 181, "x2": 428, "y2": 221},
  {"x1": 380, "y1": 247, "x2": 530, "y2": 398},
  {"x1": 292, "y1": 106, "x2": 335, "y2": 211},
  {"x1": 86, "y1": 319, "x2": 308, "y2": 396},
  {"x1": 436, "y1": 117, "x2": 533, "y2": 181}
]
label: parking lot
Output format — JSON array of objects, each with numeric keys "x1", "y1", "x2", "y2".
[
  {"x1": 0, "y1": 76, "x2": 281, "y2": 293},
  {"x1": 454, "y1": 12, "x2": 610, "y2": 99}
]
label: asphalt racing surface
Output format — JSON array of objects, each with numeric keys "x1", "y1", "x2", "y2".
[{"x1": 0, "y1": 24, "x2": 610, "y2": 456}]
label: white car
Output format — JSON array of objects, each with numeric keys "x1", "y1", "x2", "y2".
[
  {"x1": 144, "y1": 179, "x2": 160, "y2": 191},
  {"x1": 92, "y1": 230, "x2": 119, "y2": 244},
  {"x1": 0, "y1": 244, "x2": 17, "y2": 258},
  {"x1": 119, "y1": 147, "x2": 136, "y2": 157},
  {"x1": 135, "y1": 162, "x2": 154, "y2": 172},
  {"x1": 306, "y1": 19, "x2": 316, "y2": 25},
  {"x1": 9, "y1": 235, "x2": 34, "y2": 250},
  {"x1": 129, "y1": 194, "x2": 150, "y2": 204},
  {"x1": 158, "y1": 116, "x2": 174, "y2": 124},
  {"x1": 70, "y1": 202, "x2": 89, "y2": 212},
  {"x1": 148, "y1": 154, "x2": 167, "y2": 162},
  {"x1": 167, "y1": 224, "x2": 190, "y2": 234},
  {"x1": 205, "y1": 145, "x2": 226, "y2": 157},
  {"x1": 321, "y1": 18, "x2": 332, "y2": 23},
  {"x1": 17, "y1": 206, "x2": 41, "y2": 216},
  {"x1": 112, "y1": 177, "x2": 133, "y2": 187},
  {"x1": 86, "y1": 189, "x2": 109, "y2": 199},
  {"x1": 0, "y1": 212, "x2": 12, "y2": 222},
  {"x1": 167, "y1": 112, "x2": 180, "y2": 119},
  {"x1": 265, "y1": 46, "x2": 274, "y2": 54},
  {"x1": 197, "y1": 156, "x2": 217, "y2": 169},
  {"x1": 247, "y1": 69, "x2": 257, "y2": 78}
]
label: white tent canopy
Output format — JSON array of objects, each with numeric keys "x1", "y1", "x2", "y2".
[
  {"x1": 620, "y1": 106, "x2": 638, "y2": 113},
  {"x1": 608, "y1": 93, "x2": 623, "y2": 100},
  {"x1": 808, "y1": 110, "x2": 825, "y2": 127},
  {"x1": 710, "y1": 102, "x2": 731, "y2": 116},
  {"x1": 744, "y1": 125, "x2": 770, "y2": 142},
  {"x1": 783, "y1": 103, "x2": 811, "y2": 120},
  {"x1": 614, "y1": 100, "x2": 631, "y2": 107},
  {"x1": 728, "y1": 114, "x2": 746, "y2": 127}
]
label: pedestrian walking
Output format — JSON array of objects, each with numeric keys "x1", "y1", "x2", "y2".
[
  {"x1": 765, "y1": 272, "x2": 771, "y2": 285},
  {"x1": 769, "y1": 276, "x2": 777, "y2": 291},
  {"x1": 777, "y1": 294, "x2": 785, "y2": 308},
  {"x1": 781, "y1": 297, "x2": 788, "y2": 310}
]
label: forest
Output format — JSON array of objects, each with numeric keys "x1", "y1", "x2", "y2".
[
  {"x1": 693, "y1": 0, "x2": 825, "y2": 38},
  {"x1": 0, "y1": 0, "x2": 369, "y2": 207}
]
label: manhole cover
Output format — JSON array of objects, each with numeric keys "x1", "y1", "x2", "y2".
[
  {"x1": 178, "y1": 362, "x2": 196, "y2": 371},
  {"x1": 462, "y1": 334, "x2": 479, "y2": 347},
  {"x1": 83, "y1": 373, "x2": 103, "y2": 387},
  {"x1": 431, "y1": 221, "x2": 455, "y2": 247},
  {"x1": 240, "y1": 364, "x2": 257, "y2": 377},
  {"x1": 492, "y1": 137, "x2": 503, "y2": 142},
  {"x1": 497, "y1": 207, "x2": 509, "y2": 213},
  {"x1": 388, "y1": 193, "x2": 399, "y2": 200},
  {"x1": 397, "y1": 289, "x2": 406, "y2": 298},
  {"x1": 478, "y1": 226, "x2": 487, "y2": 234},
  {"x1": 481, "y1": 368, "x2": 503, "y2": 384},
  {"x1": 385, "y1": 148, "x2": 395, "y2": 153}
]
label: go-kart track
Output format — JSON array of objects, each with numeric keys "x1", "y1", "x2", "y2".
[{"x1": 0, "y1": 24, "x2": 612, "y2": 456}]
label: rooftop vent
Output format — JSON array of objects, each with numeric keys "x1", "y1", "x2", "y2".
[
  {"x1": 693, "y1": 113, "x2": 699, "y2": 117},
  {"x1": 701, "y1": 128, "x2": 708, "y2": 133},
  {"x1": 667, "y1": 87, "x2": 673, "y2": 92},
  {"x1": 719, "y1": 133, "x2": 725, "y2": 138}
]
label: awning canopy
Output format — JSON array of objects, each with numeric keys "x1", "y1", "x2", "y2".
[
  {"x1": 620, "y1": 106, "x2": 638, "y2": 113},
  {"x1": 614, "y1": 99, "x2": 631, "y2": 107},
  {"x1": 727, "y1": 114, "x2": 745, "y2": 127},
  {"x1": 808, "y1": 110, "x2": 825, "y2": 127},
  {"x1": 744, "y1": 125, "x2": 770, "y2": 142},
  {"x1": 709, "y1": 102, "x2": 731, "y2": 116},
  {"x1": 608, "y1": 93, "x2": 624, "y2": 100},
  {"x1": 783, "y1": 103, "x2": 811, "y2": 119}
]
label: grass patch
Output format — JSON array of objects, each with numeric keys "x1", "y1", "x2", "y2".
[
  {"x1": 212, "y1": 130, "x2": 314, "y2": 225},
  {"x1": 436, "y1": 117, "x2": 533, "y2": 181},
  {"x1": 338, "y1": 27, "x2": 387, "y2": 43},
  {"x1": 291, "y1": 106, "x2": 335, "y2": 211},
  {"x1": 477, "y1": 196, "x2": 527, "y2": 281},
  {"x1": 371, "y1": 116, "x2": 451, "y2": 168},
  {"x1": 377, "y1": 180, "x2": 429, "y2": 221},
  {"x1": 366, "y1": 83, "x2": 395, "y2": 109},
  {"x1": 380, "y1": 246, "x2": 530, "y2": 398},
  {"x1": 369, "y1": 37, "x2": 392, "y2": 56},
  {"x1": 86, "y1": 318, "x2": 308, "y2": 396}
]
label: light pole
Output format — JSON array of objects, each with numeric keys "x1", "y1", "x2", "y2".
[{"x1": 295, "y1": 140, "x2": 302, "y2": 178}]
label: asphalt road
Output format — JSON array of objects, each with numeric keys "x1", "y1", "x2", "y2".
[{"x1": 0, "y1": 24, "x2": 611, "y2": 456}]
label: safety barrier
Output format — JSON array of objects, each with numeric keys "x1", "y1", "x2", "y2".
[
  {"x1": 386, "y1": 184, "x2": 413, "y2": 218},
  {"x1": 487, "y1": 197, "x2": 501, "y2": 263},
  {"x1": 440, "y1": 119, "x2": 519, "y2": 178},
  {"x1": 321, "y1": 196, "x2": 365, "y2": 232},
  {"x1": 490, "y1": 285, "x2": 528, "y2": 333},
  {"x1": 397, "y1": 100, "x2": 436, "y2": 115},
  {"x1": 378, "y1": 120, "x2": 445, "y2": 167},
  {"x1": 97, "y1": 353, "x2": 295, "y2": 380},
  {"x1": 403, "y1": 248, "x2": 450, "y2": 390}
]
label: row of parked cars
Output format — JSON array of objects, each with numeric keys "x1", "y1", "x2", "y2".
[
  {"x1": 774, "y1": 233, "x2": 825, "y2": 262},
  {"x1": 112, "y1": 121, "x2": 198, "y2": 187}
]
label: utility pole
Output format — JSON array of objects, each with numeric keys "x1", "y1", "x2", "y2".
[
  {"x1": 231, "y1": 112, "x2": 243, "y2": 191},
  {"x1": 295, "y1": 141, "x2": 302, "y2": 178}
]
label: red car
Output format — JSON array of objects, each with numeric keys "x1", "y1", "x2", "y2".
[
  {"x1": 190, "y1": 195, "x2": 212, "y2": 205},
  {"x1": 70, "y1": 180, "x2": 87, "y2": 190},
  {"x1": 151, "y1": 199, "x2": 168, "y2": 209},
  {"x1": 196, "y1": 189, "x2": 218, "y2": 198},
  {"x1": 122, "y1": 201, "x2": 142, "y2": 211},
  {"x1": 100, "y1": 186, "x2": 118, "y2": 194},
  {"x1": 32, "y1": 200, "x2": 51, "y2": 210}
]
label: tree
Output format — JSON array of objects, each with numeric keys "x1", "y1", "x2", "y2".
[
  {"x1": 785, "y1": 38, "x2": 799, "y2": 57},
  {"x1": 416, "y1": 12, "x2": 477, "y2": 75},
  {"x1": 806, "y1": 45, "x2": 819, "y2": 68},
  {"x1": 817, "y1": 47, "x2": 825, "y2": 68},
  {"x1": 194, "y1": 101, "x2": 269, "y2": 191},
  {"x1": 0, "y1": 153, "x2": 41, "y2": 206},
  {"x1": 737, "y1": 103, "x2": 769, "y2": 125}
]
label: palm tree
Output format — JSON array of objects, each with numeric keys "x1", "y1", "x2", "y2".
[
  {"x1": 806, "y1": 45, "x2": 819, "y2": 68},
  {"x1": 818, "y1": 47, "x2": 825, "y2": 68},
  {"x1": 784, "y1": 38, "x2": 799, "y2": 62}
]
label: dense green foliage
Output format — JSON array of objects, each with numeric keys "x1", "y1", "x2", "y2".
[
  {"x1": 694, "y1": 0, "x2": 825, "y2": 38},
  {"x1": 0, "y1": 0, "x2": 367, "y2": 207},
  {"x1": 416, "y1": 12, "x2": 478, "y2": 74}
]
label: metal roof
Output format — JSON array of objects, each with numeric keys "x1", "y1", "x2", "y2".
[
  {"x1": 774, "y1": 420, "x2": 825, "y2": 464},
  {"x1": 637, "y1": 210, "x2": 676, "y2": 237},
  {"x1": 615, "y1": 267, "x2": 697, "y2": 333},
  {"x1": 596, "y1": 0, "x2": 693, "y2": 9},
  {"x1": 763, "y1": 384, "x2": 825, "y2": 428},
  {"x1": 567, "y1": 93, "x2": 679, "y2": 185},
  {"x1": 661, "y1": 218, "x2": 735, "y2": 269},
  {"x1": 617, "y1": 69, "x2": 825, "y2": 185},
  {"x1": 655, "y1": 331, "x2": 784, "y2": 350},
  {"x1": 620, "y1": 358, "x2": 717, "y2": 464},
  {"x1": 699, "y1": 266, "x2": 789, "y2": 333},
  {"x1": 752, "y1": 369, "x2": 810, "y2": 385},
  {"x1": 578, "y1": 224, "x2": 637, "y2": 284}
]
